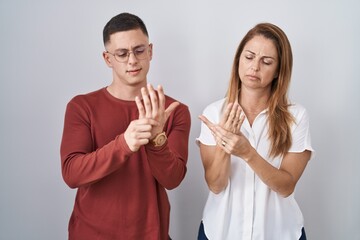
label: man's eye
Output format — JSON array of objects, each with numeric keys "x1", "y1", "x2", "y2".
[
  {"x1": 134, "y1": 48, "x2": 145, "y2": 55},
  {"x1": 117, "y1": 52, "x2": 128, "y2": 58}
]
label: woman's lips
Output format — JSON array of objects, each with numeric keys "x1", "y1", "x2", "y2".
[{"x1": 246, "y1": 74, "x2": 260, "y2": 80}]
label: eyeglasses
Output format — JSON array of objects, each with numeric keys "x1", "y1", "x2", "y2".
[{"x1": 106, "y1": 44, "x2": 150, "y2": 63}]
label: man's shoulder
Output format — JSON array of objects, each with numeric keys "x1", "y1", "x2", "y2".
[
  {"x1": 70, "y1": 87, "x2": 106, "y2": 104},
  {"x1": 164, "y1": 95, "x2": 189, "y2": 109},
  {"x1": 164, "y1": 95, "x2": 191, "y2": 122}
]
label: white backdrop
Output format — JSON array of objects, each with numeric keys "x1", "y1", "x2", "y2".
[{"x1": 1, "y1": 0, "x2": 359, "y2": 239}]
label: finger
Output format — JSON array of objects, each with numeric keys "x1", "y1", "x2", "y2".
[
  {"x1": 212, "y1": 125, "x2": 229, "y2": 139},
  {"x1": 235, "y1": 112, "x2": 246, "y2": 133},
  {"x1": 165, "y1": 102, "x2": 180, "y2": 119},
  {"x1": 200, "y1": 116, "x2": 228, "y2": 143},
  {"x1": 224, "y1": 103, "x2": 238, "y2": 129},
  {"x1": 132, "y1": 123, "x2": 152, "y2": 132},
  {"x1": 134, "y1": 131, "x2": 152, "y2": 139},
  {"x1": 239, "y1": 113, "x2": 245, "y2": 125},
  {"x1": 198, "y1": 115, "x2": 215, "y2": 130},
  {"x1": 220, "y1": 102, "x2": 233, "y2": 126},
  {"x1": 199, "y1": 116, "x2": 228, "y2": 146},
  {"x1": 147, "y1": 84, "x2": 159, "y2": 117},
  {"x1": 141, "y1": 87, "x2": 152, "y2": 118},
  {"x1": 199, "y1": 115, "x2": 218, "y2": 137},
  {"x1": 216, "y1": 133, "x2": 231, "y2": 154},
  {"x1": 135, "y1": 118, "x2": 160, "y2": 127},
  {"x1": 217, "y1": 138, "x2": 226, "y2": 147},
  {"x1": 126, "y1": 127, "x2": 152, "y2": 139},
  {"x1": 135, "y1": 96, "x2": 145, "y2": 119},
  {"x1": 138, "y1": 139, "x2": 150, "y2": 145},
  {"x1": 234, "y1": 103, "x2": 241, "y2": 121},
  {"x1": 230, "y1": 103, "x2": 242, "y2": 132},
  {"x1": 157, "y1": 85, "x2": 166, "y2": 113}
]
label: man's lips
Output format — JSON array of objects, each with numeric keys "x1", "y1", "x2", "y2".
[{"x1": 126, "y1": 68, "x2": 141, "y2": 75}]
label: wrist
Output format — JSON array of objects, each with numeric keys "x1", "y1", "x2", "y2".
[
  {"x1": 150, "y1": 131, "x2": 167, "y2": 147},
  {"x1": 243, "y1": 147, "x2": 256, "y2": 163}
]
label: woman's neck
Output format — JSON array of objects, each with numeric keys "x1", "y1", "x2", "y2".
[{"x1": 239, "y1": 88, "x2": 270, "y2": 125}]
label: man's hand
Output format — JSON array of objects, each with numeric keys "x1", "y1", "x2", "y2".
[
  {"x1": 135, "y1": 84, "x2": 179, "y2": 138},
  {"x1": 124, "y1": 118, "x2": 159, "y2": 152}
]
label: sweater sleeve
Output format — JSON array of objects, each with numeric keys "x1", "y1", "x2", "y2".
[
  {"x1": 145, "y1": 103, "x2": 191, "y2": 190},
  {"x1": 60, "y1": 98, "x2": 134, "y2": 188}
]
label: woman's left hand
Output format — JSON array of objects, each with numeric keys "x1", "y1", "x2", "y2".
[{"x1": 199, "y1": 102, "x2": 253, "y2": 160}]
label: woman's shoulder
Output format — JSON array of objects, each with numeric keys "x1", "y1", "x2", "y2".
[
  {"x1": 200, "y1": 98, "x2": 226, "y2": 121},
  {"x1": 288, "y1": 103, "x2": 309, "y2": 122},
  {"x1": 289, "y1": 102, "x2": 307, "y2": 112},
  {"x1": 203, "y1": 98, "x2": 226, "y2": 111}
]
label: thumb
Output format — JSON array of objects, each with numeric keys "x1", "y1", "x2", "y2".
[{"x1": 164, "y1": 101, "x2": 180, "y2": 119}]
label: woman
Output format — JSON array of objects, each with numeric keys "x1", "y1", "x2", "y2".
[{"x1": 197, "y1": 23, "x2": 314, "y2": 240}]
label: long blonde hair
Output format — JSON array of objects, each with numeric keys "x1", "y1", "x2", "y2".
[{"x1": 226, "y1": 23, "x2": 294, "y2": 158}]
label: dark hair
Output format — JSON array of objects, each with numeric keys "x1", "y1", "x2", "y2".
[
  {"x1": 226, "y1": 23, "x2": 294, "y2": 157},
  {"x1": 103, "y1": 12, "x2": 149, "y2": 46}
]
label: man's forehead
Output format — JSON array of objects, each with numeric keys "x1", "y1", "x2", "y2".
[{"x1": 107, "y1": 30, "x2": 149, "y2": 49}]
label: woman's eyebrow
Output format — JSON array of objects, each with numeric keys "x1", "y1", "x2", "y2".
[{"x1": 244, "y1": 50, "x2": 276, "y2": 59}]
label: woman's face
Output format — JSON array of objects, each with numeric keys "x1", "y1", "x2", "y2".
[{"x1": 238, "y1": 35, "x2": 279, "y2": 91}]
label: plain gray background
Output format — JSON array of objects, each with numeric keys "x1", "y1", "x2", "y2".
[{"x1": 1, "y1": 0, "x2": 359, "y2": 239}]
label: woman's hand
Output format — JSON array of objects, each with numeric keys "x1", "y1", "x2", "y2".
[
  {"x1": 198, "y1": 102, "x2": 247, "y2": 193},
  {"x1": 199, "y1": 102, "x2": 252, "y2": 160}
]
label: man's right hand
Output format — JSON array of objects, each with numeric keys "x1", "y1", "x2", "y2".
[{"x1": 124, "y1": 118, "x2": 159, "y2": 152}]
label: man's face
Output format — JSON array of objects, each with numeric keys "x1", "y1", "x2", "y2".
[{"x1": 103, "y1": 29, "x2": 152, "y2": 87}]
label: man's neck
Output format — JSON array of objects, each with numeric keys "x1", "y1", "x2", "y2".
[{"x1": 106, "y1": 81, "x2": 146, "y2": 101}]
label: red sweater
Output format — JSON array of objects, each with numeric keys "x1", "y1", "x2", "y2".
[{"x1": 60, "y1": 87, "x2": 191, "y2": 240}]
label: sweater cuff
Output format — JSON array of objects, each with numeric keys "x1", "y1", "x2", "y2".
[{"x1": 117, "y1": 134, "x2": 134, "y2": 155}]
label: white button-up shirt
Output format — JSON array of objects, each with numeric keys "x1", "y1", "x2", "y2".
[{"x1": 197, "y1": 98, "x2": 314, "y2": 240}]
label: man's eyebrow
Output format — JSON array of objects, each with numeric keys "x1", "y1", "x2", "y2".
[{"x1": 115, "y1": 44, "x2": 146, "y2": 52}]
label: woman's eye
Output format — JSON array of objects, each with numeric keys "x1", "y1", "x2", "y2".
[{"x1": 263, "y1": 60, "x2": 272, "y2": 65}]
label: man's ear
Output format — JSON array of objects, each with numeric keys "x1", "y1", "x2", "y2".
[
  {"x1": 148, "y1": 43, "x2": 153, "y2": 60},
  {"x1": 103, "y1": 51, "x2": 113, "y2": 67}
]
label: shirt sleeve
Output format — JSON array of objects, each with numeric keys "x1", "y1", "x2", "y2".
[
  {"x1": 145, "y1": 103, "x2": 191, "y2": 190},
  {"x1": 289, "y1": 105, "x2": 315, "y2": 159}
]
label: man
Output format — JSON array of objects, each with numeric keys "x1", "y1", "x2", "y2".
[{"x1": 60, "y1": 12, "x2": 191, "y2": 240}]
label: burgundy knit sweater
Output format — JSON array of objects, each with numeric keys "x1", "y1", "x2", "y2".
[{"x1": 60, "y1": 87, "x2": 191, "y2": 240}]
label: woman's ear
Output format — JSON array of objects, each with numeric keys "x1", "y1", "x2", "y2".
[{"x1": 274, "y1": 70, "x2": 279, "y2": 79}]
